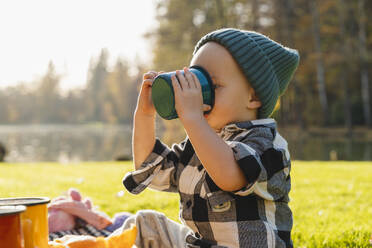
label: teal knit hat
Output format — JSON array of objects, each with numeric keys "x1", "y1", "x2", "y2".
[{"x1": 193, "y1": 28, "x2": 300, "y2": 119}]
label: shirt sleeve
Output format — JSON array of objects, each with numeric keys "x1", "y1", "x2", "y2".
[
  {"x1": 122, "y1": 137, "x2": 187, "y2": 195},
  {"x1": 225, "y1": 129, "x2": 291, "y2": 200},
  {"x1": 225, "y1": 140, "x2": 263, "y2": 196}
]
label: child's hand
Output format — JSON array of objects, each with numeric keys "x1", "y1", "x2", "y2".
[
  {"x1": 135, "y1": 71, "x2": 163, "y2": 117},
  {"x1": 171, "y1": 67, "x2": 211, "y2": 122}
]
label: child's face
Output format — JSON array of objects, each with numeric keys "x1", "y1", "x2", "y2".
[{"x1": 190, "y1": 42, "x2": 259, "y2": 132}]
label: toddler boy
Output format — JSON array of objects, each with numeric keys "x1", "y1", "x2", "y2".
[{"x1": 120, "y1": 28, "x2": 299, "y2": 248}]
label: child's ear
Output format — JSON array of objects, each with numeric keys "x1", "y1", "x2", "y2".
[{"x1": 246, "y1": 87, "x2": 262, "y2": 109}]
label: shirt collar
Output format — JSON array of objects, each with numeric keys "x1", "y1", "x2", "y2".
[{"x1": 217, "y1": 118, "x2": 277, "y2": 136}]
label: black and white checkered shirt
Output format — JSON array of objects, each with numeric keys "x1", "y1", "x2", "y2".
[
  {"x1": 123, "y1": 118, "x2": 293, "y2": 248},
  {"x1": 49, "y1": 218, "x2": 112, "y2": 241}
]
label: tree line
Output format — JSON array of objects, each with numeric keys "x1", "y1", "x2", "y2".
[
  {"x1": 0, "y1": 49, "x2": 141, "y2": 125},
  {"x1": 0, "y1": 0, "x2": 371, "y2": 133}
]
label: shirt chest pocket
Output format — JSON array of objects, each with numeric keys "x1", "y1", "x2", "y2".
[
  {"x1": 202, "y1": 172, "x2": 235, "y2": 214},
  {"x1": 211, "y1": 200, "x2": 231, "y2": 212},
  {"x1": 206, "y1": 189, "x2": 235, "y2": 213}
]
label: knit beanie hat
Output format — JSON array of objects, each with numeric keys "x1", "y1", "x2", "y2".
[{"x1": 193, "y1": 28, "x2": 300, "y2": 119}]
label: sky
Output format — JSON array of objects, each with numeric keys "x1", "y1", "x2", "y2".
[{"x1": 0, "y1": 0, "x2": 157, "y2": 91}]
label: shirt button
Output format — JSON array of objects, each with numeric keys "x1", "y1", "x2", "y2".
[{"x1": 186, "y1": 200, "x2": 192, "y2": 208}]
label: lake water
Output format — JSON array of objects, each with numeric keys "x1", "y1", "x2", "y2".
[
  {"x1": 0, "y1": 125, "x2": 371, "y2": 162},
  {"x1": 0, "y1": 125, "x2": 134, "y2": 163}
]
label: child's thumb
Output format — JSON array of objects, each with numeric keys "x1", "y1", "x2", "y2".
[{"x1": 202, "y1": 104, "x2": 211, "y2": 112}]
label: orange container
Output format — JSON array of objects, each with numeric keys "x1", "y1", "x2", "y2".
[
  {"x1": 0, "y1": 197, "x2": 50, "y2": 248},
  {"x1": 0, "y1": 205, "x2": 26, "y2": 248}
]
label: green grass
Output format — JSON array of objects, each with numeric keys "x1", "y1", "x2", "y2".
[{"x1": 0, "y1": 161, "x2": 371, "y2": 247}]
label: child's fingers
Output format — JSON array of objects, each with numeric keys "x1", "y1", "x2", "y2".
[
  {"x1": 176, "y1": 70, "x2": 190, "y2": 89},
  {"x1": 203, "y1": 104, "x2": 212, "y2": 112},
  {"x1": 183, "y1": 67, "x2": 197, "y2": 88},
  {"x1": 143, "y1": 79, "x2": 154, "y2": 87},
  {"x1": 143, "y1": 71, "x2": 158, "y2": 80},
  {"x1": 191, "y1": 72, "x2": 201, "y2": 89},
  {"x1": 171, "y1": 74, "x2": 182, "y2": 95}
]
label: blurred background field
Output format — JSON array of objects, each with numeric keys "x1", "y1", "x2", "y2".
[{"x1": 0, "y1": 161, "x2": 371, "y2": 247}]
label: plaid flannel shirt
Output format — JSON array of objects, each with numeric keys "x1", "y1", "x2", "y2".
[
  {"x1": 49, "y1": 218, "x2": 112, "y2": 241},
  {"x1": 123, "y1": 118, "x2": 293, "y2": 248}
]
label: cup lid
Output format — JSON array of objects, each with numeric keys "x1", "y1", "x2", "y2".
[
  {"x1": 152, "y1": 75, "x2": 177, "y2": 120},
  {"x1": 0, "y1": 205, "x2": 26, "y2": 216},
  {"x1": 0, "y1": 197, "x2": 50, "y2": 207}
]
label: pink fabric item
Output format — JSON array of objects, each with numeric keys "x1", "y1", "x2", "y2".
[
  {"x1": 69, "y1": 189, "x2": 82, "y2": 202},
  {"x1": 48, "y1": 209, "x2": 75, "y2": 233},
  {"x1": 48, "y1": 188, "x2": 112, "y2": 233}
]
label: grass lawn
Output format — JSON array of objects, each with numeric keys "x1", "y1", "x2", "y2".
[{"x1": 0, "y1": 161, "x2": 371, "y2": 247}]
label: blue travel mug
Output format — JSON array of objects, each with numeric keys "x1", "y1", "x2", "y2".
[{"x1": 151, "y1": 65, "x2": 215, "y2": 120}]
